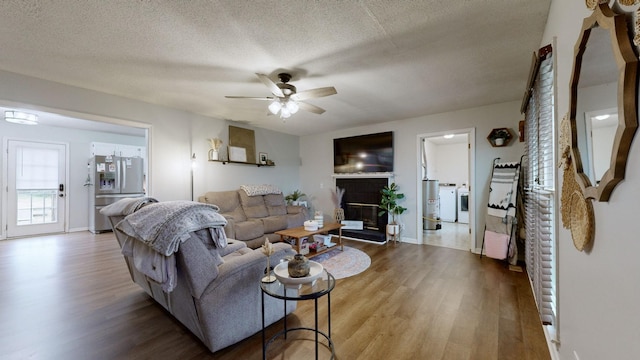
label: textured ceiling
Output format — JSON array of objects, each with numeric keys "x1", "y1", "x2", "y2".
[{"x1": 0, "y1": 1, "x2": 551, "y2": 136}]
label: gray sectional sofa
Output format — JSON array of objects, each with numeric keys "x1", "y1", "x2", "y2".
[
  {"x1": 198, "y1": 186, "x2": 308, "y2": 249},
  {"x1": 102, "y1": 198, "x2": 296, "y2": 353}
]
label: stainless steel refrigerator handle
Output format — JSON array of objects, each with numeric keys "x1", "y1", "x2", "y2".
[
  {"x1": 113, "y1": 157, "x2": 121, "y2": 193},
  {"x1": 121, "y1": 158, "x2": 126, "y2": 190}
]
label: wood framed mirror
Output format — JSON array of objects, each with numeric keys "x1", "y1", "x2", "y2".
[{"x1": 569, "y1": 3, "x2": 638, "y2": 201}]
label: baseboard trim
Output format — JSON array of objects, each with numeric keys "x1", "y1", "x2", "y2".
[
  {"x1": 340, "y1": 235, "x2": 388, "y2": 245},
  {"x1": 68, "y1": 227, "x2": 89, "y2": 233}
]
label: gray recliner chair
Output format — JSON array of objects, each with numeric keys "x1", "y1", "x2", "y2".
[{"x1": 104, "y1": 199, "x2": 296, "y2": 353}]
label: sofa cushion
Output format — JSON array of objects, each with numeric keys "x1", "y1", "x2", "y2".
[
  {"x1": 239, "y1": 191, "x2": 269, "y2": 218},
  {"x1": 261, "y1": 215, "x2": 288, "y2": 233},
  {"x1": 233, "y1": 219, "x2": 265, "y2": 241},
  {"x1": 203, "y1": 191, "x2": 246, "y2": 222},
  {"x1": 218, "y1": 239, "x2": 247, "y2": 257},
  {"x1": 177, "y1": 232, "x2": 221, "y2": 299},
  {"x1": 287, "y1": 212, "x2": 306, "y2": 228},
  {"x1": 264, "y1": 194, "x2": 287, "y2": 216}
]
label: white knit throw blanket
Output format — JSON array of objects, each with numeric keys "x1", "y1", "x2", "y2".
[{"x1": 116, "y1": 201, "x2": 227, "y2": 256}]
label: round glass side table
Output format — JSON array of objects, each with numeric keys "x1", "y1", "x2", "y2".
[{"x1": 260, "y1": 269, "x2": 336, "y2": 360}]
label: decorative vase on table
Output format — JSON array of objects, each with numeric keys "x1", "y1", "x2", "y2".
[
  {"x1": 334, "y1": 208, "x2": 345, "y2": 223},
  {"x1": 208, "y1": 138, "x2": 223, "y2": 161},
  {"x1": 288, "y1": 253, "x2": 310, "y2": 278}
]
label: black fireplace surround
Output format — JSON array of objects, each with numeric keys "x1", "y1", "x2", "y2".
[{"x1": 332, "y1": 178, "x2": 388, "y2": 242}]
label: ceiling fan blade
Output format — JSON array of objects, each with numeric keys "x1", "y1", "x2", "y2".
[
  {"x1": 298, "y1": 101, "x2": 326, "y2": 114},
  {"x1": 290, "y1": 87, "x2": 337, "y2": 101},
  {"x1": 225, "y1": 96, "x2": 274, "y2": 101},
  {"x1": 256, "y1": 73, "x2": 284, "y2": 98}
]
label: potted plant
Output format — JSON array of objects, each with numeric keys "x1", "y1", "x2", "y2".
[
  {"x1": 378, "y1": 182, "x2": 407, "y2": 237},
  {"x1": 285, "y1": 189, "x2": 306, "y2": 206},
  {"x1": 488, "y1": 128, "x2": 512, "y2": 146}
]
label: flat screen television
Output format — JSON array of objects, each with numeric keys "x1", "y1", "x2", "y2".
[{"x1": 333, "y1": 131, "x2": 393, "y2": 173}]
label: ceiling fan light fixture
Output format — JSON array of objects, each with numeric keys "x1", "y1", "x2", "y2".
[
  {"x1": 280, "y1": 107, "x2": 291, "y2": 119},
  {"x1": 5, "y1": 110, "x2": 38, "y2": 125},
  {"x1": 268, "y1": 100, "x2": 281, "y2": 115},
  {"x1": 286, "y1": 100, "x2": 299, "y2": 114}
]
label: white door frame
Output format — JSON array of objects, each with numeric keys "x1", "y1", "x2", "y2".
[
  {"x1": 416, "y1": 128, "x2": 477, "y2": 252},
  {"x1": 3, "y1": 138, "x2": 69, "y2": 237}
]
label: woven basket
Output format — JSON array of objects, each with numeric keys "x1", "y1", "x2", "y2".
[
  {"x1": 570, "y1": 190, "x2": 595, "y2": 251},
  {"x1": 561, "y1": 161, "x2": 580, "y2": 229},
  {"x1": 619, "y1": 0, "x2": 639, "y2": 6}
]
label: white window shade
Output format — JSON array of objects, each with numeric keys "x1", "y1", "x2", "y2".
[
  {"x1": 16, "y1": 147, "x2": 59, "y2": 190},
  {"x1": 523, "y1": 47, "x2": 556, "y2": 327}
]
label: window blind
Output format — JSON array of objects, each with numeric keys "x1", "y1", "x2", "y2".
[{"x1": 523, "y1": 45, "x2": 556, "y2": 326}]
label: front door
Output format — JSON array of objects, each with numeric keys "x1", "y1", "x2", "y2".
[{"x1": 6, "y1": 140, "x2": 67, "y2": 237}]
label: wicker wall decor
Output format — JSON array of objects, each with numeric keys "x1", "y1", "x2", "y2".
[
  {"x1": 570, "y1": 190, "x2": 595, "y2": 251},
  {"x1": 559, "y1": 114, "x2": 596, "y2": 251},
  {"x1": 559, "y1": 114, "x2": 576, "y2": 229},
  {"x1": 587, "y1": 0, "x2": 639, "y2": 10},
  {"x1": 619, "y1": 0, "x2": 640, "y2": 6}
]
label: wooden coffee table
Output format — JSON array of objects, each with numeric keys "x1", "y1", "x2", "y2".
[{"x1": 276, "y1": 223, "x2": 343, "y2": 258}]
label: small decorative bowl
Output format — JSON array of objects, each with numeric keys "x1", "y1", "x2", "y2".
[{"x1": 273, "y1": 260, "x2": 324, "y2": 288}]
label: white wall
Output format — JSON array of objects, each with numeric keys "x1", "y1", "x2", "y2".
[
  {"x1": 544, "y1": 1, "x2": 640, "y2": 359},
  {"x1": 300, "y1": 101, "x2": 525, "y2": 249},
  {"x1": 190, "y1": 120, "x2": 301, "y2": 198},
  {"x1": 0, "y1": 70, "x2": 301, "y2": 237},
  {"x1": 433, "y1": 141, "x2": 468, "y2": 186}
]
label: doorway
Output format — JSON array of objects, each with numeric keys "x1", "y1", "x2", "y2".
[
  {"x1": 417, "y1": 128, "x2": 475, "y2": 251},
  {"x1": 0, "y1": 102, "x2": 151, "y2": 240},
  {"x1": 5, "y1": 140, "x2": 67, "y2": 237}
]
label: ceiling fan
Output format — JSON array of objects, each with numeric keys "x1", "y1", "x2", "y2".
[{"x1": 225, "y1": 73, "x2": 337, "y2": 119}]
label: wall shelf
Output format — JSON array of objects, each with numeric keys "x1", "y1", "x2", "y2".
[
  {"x1": 487, "y1": 127, "x2": 513, "y2": 147},
  {"x1": 209, "y1": 160, "x2": 274, "y2": 167}
]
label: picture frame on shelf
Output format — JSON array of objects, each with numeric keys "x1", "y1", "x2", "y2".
[
  {"x1": 259, "y1": 152, "x2": 268, "y2": 165},
  {"x1": 228, "y1": 146, "x2": 247, "y2": 162}
]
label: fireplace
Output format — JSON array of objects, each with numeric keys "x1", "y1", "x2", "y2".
[{"x1": 333, "y1": 177, "x2": 389, "y2": 242}]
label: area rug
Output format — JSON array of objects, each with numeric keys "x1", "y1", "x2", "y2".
[{"x1": 313, "y1": 246, "x2": 371, "y2": 279}]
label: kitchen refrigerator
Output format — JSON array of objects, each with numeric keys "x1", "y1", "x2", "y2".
[{"x1": 89, "y1": 155, "x2": 145, "y2": 233}]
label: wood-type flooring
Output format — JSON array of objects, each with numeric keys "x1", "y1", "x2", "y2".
[{"x1": 0, "y1": 232, "x2": 550, "y2": 360}]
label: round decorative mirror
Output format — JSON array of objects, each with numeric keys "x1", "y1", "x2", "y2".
[{"x1": 569, "y1": 3, "x2": 638, "y2": 201}]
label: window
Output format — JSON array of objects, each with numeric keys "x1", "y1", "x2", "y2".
[
  {"x1": 522, "y1": 44, "x2": 556, "y2": 327},
  {"x1": 15, "y1": 146, "x2": 60, "y2": 225}
]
